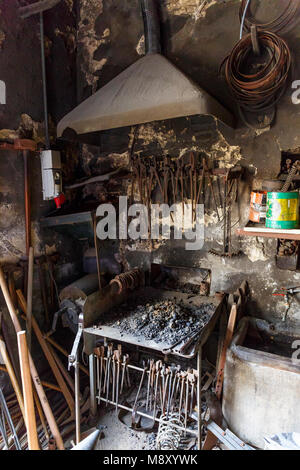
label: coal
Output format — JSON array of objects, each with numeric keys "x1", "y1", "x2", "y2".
[{"x1": 104, "y1": 298, "x2": 214, "y2": 346}]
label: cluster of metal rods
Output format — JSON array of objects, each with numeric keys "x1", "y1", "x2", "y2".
[
  {"x1": 239, "y1": 0, "x2": 300, "y2": 35},
  {"x1": 0, "y1": 389, "x2": 86, "y2": 450},
  {"x1": 94, "y1": 345, "x2": 212, "y2": 437},
  {"x1": 223, "y1": 31, "x2": 291, "y2": 120},
  {"x1": 131, "y1": 153, "x2": 229, "y2": 223}
]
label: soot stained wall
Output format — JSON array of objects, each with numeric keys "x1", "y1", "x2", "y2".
[{"x1": 75, "y1": 0, "x2": 300, "y2": 324}]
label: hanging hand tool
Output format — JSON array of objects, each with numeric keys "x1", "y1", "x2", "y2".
[
  {"x1": 203, "y1": 158, "x2": 220, "y2": 221},
  {"x1": 105, "y1": 343, "x2": 113, "y2": 406},
  {"x1": 167, "y1": 365, "x2": 176, "y2": 418},
  {"x1": 112, "y1": 351, "x2": 116, "y2": 403},
  {"x1": 146, "y1": 359, "x2": 151, "y2": 411},
  {"x1": 152, "y1": 360, "x2": 161, "y2": 425},
  {"x1": 120, "y1": 353, "x2": 129, "y2": 394},
  {"x1": 162, "y1": 367, "x2": 170, "y2": 416},
  {"x1": 132, "y1": 361, "x2": 147, "y2": 427},
  {"x1": 115, "y1": 345, "x2": 122, "y2": 412},
  {"x1": 184, "y1": 372, "x2": 190, "y2": 435}
]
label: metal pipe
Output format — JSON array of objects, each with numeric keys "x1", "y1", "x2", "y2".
[
  {"x1": 0, "y1": 389, "x2": 22, "y2": 450},
  {"x1": 26, "y1": 247, "x2": 34, "y2": 352},
  {"x1": 40, "y1": 12, "x2": 50, "y2": 150},
  {"x1": 75, "y1": 351, "x2": 81, "y2": 444},
  {"x1": 97, "y1": 396, "x2": 198, "y2": 437},
  {"x1": 197, "y1": 347, "x2": 202, "y2": 450},
  {"x1": 23, "y1": 150, "x2": 31, "y2": 256},
  {"x1": 140, "y1": 0, "x2": 161, "y2": 55},
  {"x1": 89, "y1": 354, "x2": 97, "y2": 418}
]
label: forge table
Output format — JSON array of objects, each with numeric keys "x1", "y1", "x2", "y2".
[{"x1": 83, "y1": 287, "x2": 225, "y2": 450}]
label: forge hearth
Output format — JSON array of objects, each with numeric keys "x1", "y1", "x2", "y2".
[
  {"x1": 103, "y1": 298, "x2": 215, "y2": 347},
  {"x1": 84, "y1": 287, "x2": 223, "y2": 358}
]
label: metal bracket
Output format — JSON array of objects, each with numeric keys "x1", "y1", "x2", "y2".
[{"x1": 68, "y1": 313, "x2": 84, "y2": 370}]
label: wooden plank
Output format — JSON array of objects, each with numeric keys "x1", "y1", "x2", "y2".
[
  {"x1": 17, "y1": 331, "x2": 39, "y2": 450},
  {"x1": 0, "y1": 338, "x2": 25, "y2": 419}
]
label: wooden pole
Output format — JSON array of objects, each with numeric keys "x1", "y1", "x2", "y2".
[
  {"x1": 17, "y1": 331, "x2": 39, "y2": 450},
  {"x1": 16, "y1": 289, "x2": 75, "y2": 415},
  {"x1": 0, "y1": 265, "x2": 64, "y2": 450},
  {"x1": 0, "y1": 338, "x2": 25, "y2": 419},
  {"x1": 26, "y1": 247, "x2": 34, "y2": 351}
]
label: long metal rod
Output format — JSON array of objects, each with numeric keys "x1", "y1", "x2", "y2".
[
  {"x1": 0, "y1": 389, "x2": 22, "y2": 450},
  {"x1": 89, "y1": 354, "x2": 97, "y2": 418},
  {"x1": 97, "y1": 396, "x2": 198, "y2": 437},
  {"x1": 40, "y1": 12, "x2": 50, "y2": 150},
  {"x1": 26, "y1": 247, "x2": 34, "y2": 352},
  {"x1": 23, "y1": 150, "x2": 31, "y2": 256},
  {"x1": 197, "y1": 347, "x2": 202, "y2": 450},
  {"x1": 74, "y1": 351, "x2": 81, "y2": 444}
]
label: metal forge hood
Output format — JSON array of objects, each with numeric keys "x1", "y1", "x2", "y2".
[{"x1": 57, "y1": 1, "x2": 233, "y2": 137}]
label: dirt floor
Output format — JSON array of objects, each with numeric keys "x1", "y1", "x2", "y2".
[{"x1": 95, "y1": 408, "x2": 157, "y2": 451}]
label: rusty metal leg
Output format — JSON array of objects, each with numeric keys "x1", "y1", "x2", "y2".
[
  {"x1": 197, "y1": 347, "x2": 202, "y2": 451},
  {"x1": 89, "y1": 354, "x2": 97, "y2": 417}
]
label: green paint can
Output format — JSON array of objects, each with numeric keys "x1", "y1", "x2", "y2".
[{"x1": 266, "y1": 191, "x2": 299, "y2": 229}]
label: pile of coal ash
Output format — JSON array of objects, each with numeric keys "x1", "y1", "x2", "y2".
[{"x1": 106, "y1": 299, "x2": 215, "y2": 345}]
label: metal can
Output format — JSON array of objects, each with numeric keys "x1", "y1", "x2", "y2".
[{"x1": 266, "y1": 191, "x2": 299, "y2": 229}]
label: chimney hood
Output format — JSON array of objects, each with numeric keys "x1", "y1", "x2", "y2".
[{"x1": 57, "y1": 0, "x2": 234, "y2": 138}]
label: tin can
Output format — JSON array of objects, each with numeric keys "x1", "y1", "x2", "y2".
[
  {"x1": 266, "y1": 191, "x2": 299, "y2": 229},
  {"x1": 249, "y1": 191, "x2": 267, "y2": 223}
]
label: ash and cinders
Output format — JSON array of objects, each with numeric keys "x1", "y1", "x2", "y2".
[{"x1": 105, "y1": 299, "x2": 215, "y2": 346}]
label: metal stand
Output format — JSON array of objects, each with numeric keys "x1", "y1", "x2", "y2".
[
  {"x1": 68, "y1": 314, "x2": 83, "y2": 444},
  {"x1": 88, "y1": 351, "x2": 205, "y2": 445}
]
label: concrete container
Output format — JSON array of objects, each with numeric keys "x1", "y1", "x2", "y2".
[{"x1": 223, "y1": 316, "x2": 300, "y2": 449}]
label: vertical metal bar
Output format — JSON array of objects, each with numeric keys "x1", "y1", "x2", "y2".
[
  {"x1": 75, "y1": 350, "x2": 81, "y2": 445},
  {"x1": 0, "y1": 389, "x2": 21, "y2": 450},
  {"x1": 197, "y1": 347, "x2": 202, "y2": 451},
  {"x1": 26, "y1": 247, "x2": 34, "y2": 352},
  {"x1": 23, "y1": 150, "x2": 31, "y2": 257},
  {"x1": 40, "y1": 12, "x2": 50, "y2": 150},
  {"x1": 89, "y1": 354, "x2": 97, "y2": 417}
]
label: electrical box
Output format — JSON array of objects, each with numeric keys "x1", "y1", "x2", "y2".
[{"x1": 40, "y1": 150, "x2": 62, "y2": 201}]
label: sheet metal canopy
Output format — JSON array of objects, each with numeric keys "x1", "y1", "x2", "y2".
[{"x1": 57, "y1": 53, "x2": 234, "y2": 137}]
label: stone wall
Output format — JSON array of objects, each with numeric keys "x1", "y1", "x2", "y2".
[{"x1": 75, "y1": 0, "x2": 300, "y2": 324}]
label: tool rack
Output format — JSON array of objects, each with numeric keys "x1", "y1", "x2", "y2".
[{"x1": 83, "y1": 287, "x2": 225, "y2": 450}]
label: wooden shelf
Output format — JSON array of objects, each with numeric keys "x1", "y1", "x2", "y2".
[{"x1": 237, "y1": 226, "x2": 300, "y2": 241}]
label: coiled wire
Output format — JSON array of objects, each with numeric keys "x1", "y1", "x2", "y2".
[
  {"x1": 156, "y1": 412, "x2": 185, "y2": 450},
  {"x1": 222, "y1": 30, "x2": 291, "y2": 127},
  {"x1": 239, "y1": 0, "x2": 300, "y2": 35}
]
